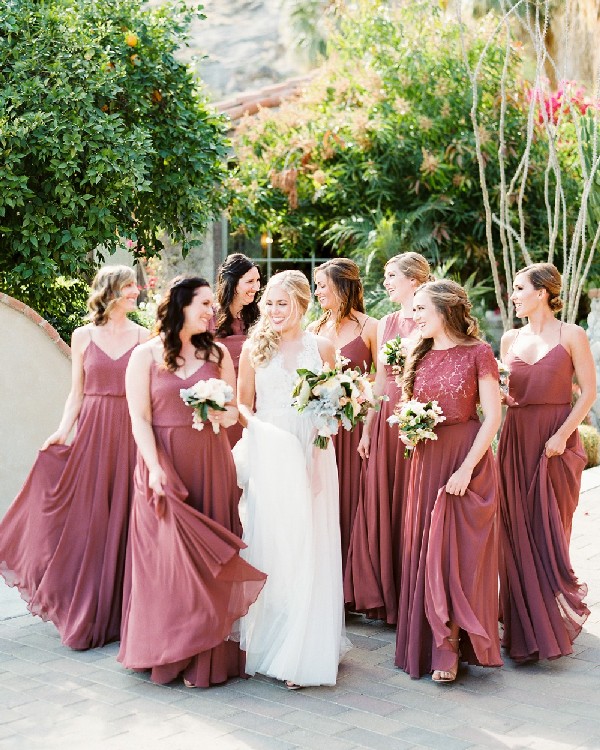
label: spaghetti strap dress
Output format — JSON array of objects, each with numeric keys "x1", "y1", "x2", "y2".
[
  {"x1": 333, "y1": 332, "x2": 373, "y2": 578},
  {"x1": 344, "y1": 313, "x2": 416, "y2": 624},
  {"x1": 0, "y1": 337, "x2": 138, "y2": 649},
  {"x1": 117, "y1": 359, "x2": 266, "y2": 687},
  {"x1": 497, "y1": 336, "x2": 589, "y2": 662},
  {"x1": 395, "y1": 342, "x2": 503, "y2": 678},
  {"x1": 215, "y1": 317, "x2": 247, "y2": 447}
]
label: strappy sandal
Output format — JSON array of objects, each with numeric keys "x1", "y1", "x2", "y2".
[
  {"x1": 285, "y1": 681, "x2": 303, "y2": 690},
  {"x1": 432, "y1": 638, "x2": 460, "y2": 684}
]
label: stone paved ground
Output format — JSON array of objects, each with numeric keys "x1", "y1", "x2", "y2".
[{"x1": 1, "y1": 469, "x2": 600, "y2": 750}]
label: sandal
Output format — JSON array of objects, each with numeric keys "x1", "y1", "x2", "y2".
[
  {"x1": 183, "y1": 678, "x2": 197, "y2": 688},
  {"x1": 432, "y1": 637, "x2": 460, "y2": 684},
  {"x1": 285, "y1": 681, "x2": 303, "y2": 690}
]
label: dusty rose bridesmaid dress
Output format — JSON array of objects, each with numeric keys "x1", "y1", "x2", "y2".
[
  {"x1": 344, "y1": 313, "x2": 416, "y2": 624},
  {"x1": 333, "y1": 333, "x2": 373, "y2": 578},
  {"x1": 216, "y1": 317, "x2": 246, "y2": 447},
  {"x1": 395, "y1": 342, "x2": 503, "y2": 678},
  {"x1": 0, "y1": 338, "x2": 138, "y2": 649},
  {"x1": 498, "y1": 339, "x2": 589, "y2": 662},
  {"x1": 117, "y1": 359, "x2": 266, "y2": 687}
]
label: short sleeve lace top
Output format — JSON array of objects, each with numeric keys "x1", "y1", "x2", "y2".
[{"x1": 412, "y1": 341, "x2": 499, "y2": 425}]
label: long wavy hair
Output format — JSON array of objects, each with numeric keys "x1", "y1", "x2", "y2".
[
  {"x1": 516, "y1": 262, "x2": 563, "y2": 313},
  {"x1": 156, "y1": 276, "x2": 223, "y2": 372},
  {"x1": 313, "y1": 258, "x2": 365, "y2": 333},
  {"x1": 215, "y1": 253, "x2": 261, "y2": 337},
  {"x1": 403, "y1": 280, "x2": 480, "y2": 399},
  {"x1": 385, "y1": 251, "x2": 434, "y2": 285},
  {"x1": 86, "y1": 265, "x2": 137, "y2": 326},
  {"x1": 247, "y1": 270, "x2": 311, "y2": 368}
]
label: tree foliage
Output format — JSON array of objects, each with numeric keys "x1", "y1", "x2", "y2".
[
  {"x1": 0, "y1": 0, "x2": 228, "y2": 310},
  {"x1": 228, "y1": 0, "x2": 580, "y2": 305}
]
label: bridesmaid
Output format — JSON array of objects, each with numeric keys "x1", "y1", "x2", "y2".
[
  {"x1": 345, "y1": 252, "x2": 431, "y2": 624},
  {"x1": 309, "y1": 258, "x2": 377, "y2": 577},
  {"x1": 395, "y1": 280, "x2": 502, "y2": 682},
  {"x1": 118, "y1": 276, "x2": 266, "y2": 687},
  {"x1": 498, "y1": 263, "x2": 594, "y2": 663},
  {"x1": 0, "y1": 265, "x2": 148, "y2": 649},
  {"x1": 213, "y1": 253, "x2": 261, "y2": 446}
]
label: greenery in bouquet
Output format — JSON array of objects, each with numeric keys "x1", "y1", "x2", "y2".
[
  {"x1": 379, "y1": 335, "x2": 408, "y2": 386},
  {"x1": 179, "y1": 378, "x2": 233, "y2": 433},
  {"x1": 387, "y1": 399, "x2": 446, "y2": 458}
]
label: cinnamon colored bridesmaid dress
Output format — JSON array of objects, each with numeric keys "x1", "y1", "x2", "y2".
[
  {"x1": 333, "y1": 332, "x2": 373, "y2": 578},
  {"x1": 216, "y1": 317, "x2": 246, "y2": 447},
  {"x1": 344, "y1": 313, "x2": 416, "y2": 624},
  {"x1": 0, "y1": 336, "x2": 139, "y2": 649},
  {"x1": 395, "y1": 342, "x2": 503, "y2": 678},
  {"x1": 497, "y1": 338, "x2": 589, "y2": 662},
  {"x1": 117, "y1": 358, "x2": 266, "y2": 687}
]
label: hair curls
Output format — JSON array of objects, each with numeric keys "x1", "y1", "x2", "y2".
[
  {"x1": 86, "y1": 265, "x2": 137, "y2": 326},
  {"x1": 516, "y1": 262, "x2": 563, "y2": 313},
  {"x1": 403, "y1": 280, "x2": 480, "y2": 399},
  {"x1": 156, "y1": 276, "x2": 223, "y2": 372},
  {"x1": 215, "y1": 253, "x2": 261, "y2": 337},
  {"x1": 313, "y1": 258, "x2": 365, "y2": 333},
  {"x1": 247, "y1": 270, "x2": 311, "y2": 368}
]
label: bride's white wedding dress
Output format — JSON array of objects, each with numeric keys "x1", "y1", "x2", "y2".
[{"x1": 233, "y1": 332, "x2": 350, "y2": 686}]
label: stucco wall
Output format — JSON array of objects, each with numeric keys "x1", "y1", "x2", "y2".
[{"x1": 0, "y1": 296, "x2": 71, "y2": 518}]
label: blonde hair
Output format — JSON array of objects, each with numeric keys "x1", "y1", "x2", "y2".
[
  {"x1": 87, "y1": 265, "x2": 137, "y2": 326},
  {"x1": 516, "y1": 262, "x2": 563, "y2": 313},
  {"x1": 247, "y1": 270, "x2": 311, "y2": 367},
  {"x1": 385, "y1": 252, "x2": 433, "y2": 285},
  {"x1": 403, "y1": 280, "x2": 480, "y2": 399}
]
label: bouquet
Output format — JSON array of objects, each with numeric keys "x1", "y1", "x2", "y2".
[
  {"x1": 180, "y1": 378, "x2": 233, "y2": 433},
  {"x1": 292, "y1": 354, "x2": 384, "y2": 449},
  {"x1": 379, "y1": 335, "x2": 408, "y2": 386},
  {"x1": 496, "y1": 359, "x2": 510, "y2": 395},
  {"x1": 387, "y1": 399, "x2": 446, "y2": 458}
]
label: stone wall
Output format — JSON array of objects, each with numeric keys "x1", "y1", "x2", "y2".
[{"x1": 0, "y1": 296, "x2": 71, "y2": 518}]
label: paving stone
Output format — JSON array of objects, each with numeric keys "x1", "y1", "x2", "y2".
[
  {"x1": 278, "y1": 728, "x2": 358, "y2": 749},
  {"x1": 335, "y1": 726, "x2": 415, "y2": 748}
]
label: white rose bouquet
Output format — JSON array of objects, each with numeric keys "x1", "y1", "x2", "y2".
[
  {"x1": 180, "y1": 378, "x2": 234, "y2": 433},
  {"x1": 379, "y1": 335, "x2": 409, "y2": 386},
  {"x1": 292, "y1": 354, "x2": 384, "y2": 449},
  {"x1": 387, "y1": 399, "x2": 446, "y2": 458}
]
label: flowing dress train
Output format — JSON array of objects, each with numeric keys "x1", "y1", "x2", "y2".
[
  {"x1": 497, "y1": 342, "x2": 589, "y2": 662},
  {"x1": 0, "y1": 339, "x2": 139, "y2": 649},
  {"x1": 233, "y1": 333, "x2": 350, "y2": 686},
  {"x1": 395, "y1": 343, "x2": 503, "y2": 678},
  {"x1": 117, "y1": 359, "x2": 266, "y2": 686},
  {"x1": 344, "y1": 314, "x2": 416, "y2": 623}
]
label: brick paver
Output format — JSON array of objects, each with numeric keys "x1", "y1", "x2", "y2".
[{"x1": 1, "y1": 468, "x2": 599, "y2": 750}]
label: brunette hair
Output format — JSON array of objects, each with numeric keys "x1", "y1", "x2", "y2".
[
  {"x1": 87, "y1": 265, "x2": 137, "y2": 326},
  {"x1": 403, "y1": 280, "x2": 480, "y2": 399},
  {"x1": 156, "y1": 276, "x2": 223, "y2": 372},
  {"x1": 313, "y1": 258, "x2": 365, "y2": 333},
  {"x1": 215, "y1": 253, "x2": 261, "y2": 337},
  {"x1": 247, "y1": 270, "x2": 311, "y2": 367},
  {"x1": 385, "y1": 252, "x2": 433, "y2": 285},
  {"x1": 516, "y1": 262, "x2": 563, "y2": 313}
]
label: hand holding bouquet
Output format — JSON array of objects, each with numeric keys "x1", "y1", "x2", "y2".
[
  {"x1": 379, "y1": 335, "x2": 408, "y2": 386},
  {"x1": 292, "y1": 355, "x2": 384, "y2": 449},
  {"x1": 180, "y1": 378, "x2": 234, "y2": 433},
  {"x1": 387, "y1": 399, "x2": 446, "y2": 458}
]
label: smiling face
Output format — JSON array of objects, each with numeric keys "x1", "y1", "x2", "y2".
[
  {"x1": 314, "y1": 270, "x2": 339, "y2": 312},
  {"x1": 413, "y1": 289, "x2": 445, "y2": 340},
  {"x1": 115, "y1": 279, "x2": 140, "y2": 312},
  {"x1": 383, "y1": 262, "x2": 416, "y2": 305},
  {"x1": 511, "y1": 272, "x2": 545, "y2": 318},
  {"x1": 263, "y1": 284, "x2": 299, "y2": 333},
  {"x1": 234, "y1": 266, "x2": 261, "y2": 307},
  {"x1": 183, "y1": 286, "x2": 215, "y2": 333}
]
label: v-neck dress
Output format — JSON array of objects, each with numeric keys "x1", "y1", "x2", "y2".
[
  {"x1": 497, "y1": 343, "x2": 589, "y2": 662},
  {"x1": 0, "y1": 339, "x2": 138, "y2": 649}
]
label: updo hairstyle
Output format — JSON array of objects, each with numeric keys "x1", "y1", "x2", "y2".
[{"x1": 516, "y1": 262, "x2": 563, "y2": 313}]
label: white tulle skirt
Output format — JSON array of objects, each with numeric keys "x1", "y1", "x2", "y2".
[{"x1": 233, "y1": 411, "x2": 350, "y2": 686}]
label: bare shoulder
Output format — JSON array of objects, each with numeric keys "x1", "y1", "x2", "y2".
[
  {"x1": 134, "y1": 323, "x2": 151, "y2": 342},
  {"x1": 500, "y1": 328, "x2": 519, "y2": 347},
  {"x1": 562, "y1": 322, "x2": 590, "y2": 348},
  {"x1": 314, "y1": 332, "x2": 336, "y2": 358},
  {"x1": 362, "y1": 314, "x2": 378, "y2": 336},
  {"x1": 132, "y1": 336, "x2": 161, "y2": 362}
]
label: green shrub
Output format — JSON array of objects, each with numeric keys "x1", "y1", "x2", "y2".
[{"x1": 578, "y1": 424, "x2": 600, "y2": 469}]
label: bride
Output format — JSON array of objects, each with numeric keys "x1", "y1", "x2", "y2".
[{"x1": 234, "y1": 269, "x2": 350, "y2": 688}]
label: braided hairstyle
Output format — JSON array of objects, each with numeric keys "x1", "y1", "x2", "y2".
[
  {"x1": 516, "y1": 262, "x2": 563, "y2": 313},
  {"x1": 313, "y1": 258, "x2": 365, "y2": 333},
  {"x1": 215, "y1": 253, "x2": 261, "y2": 337},
  {"x1": 403, "y1": 280, "x2": 480, "y2": 400},
  {"x1": 156, "y1": 276, "x2": 223, "y2": 372}
]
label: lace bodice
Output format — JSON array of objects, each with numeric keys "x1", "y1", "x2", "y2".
[
  {"x1": 413, "y1": 342, "x2": 498, "y2": 425},
  {"x1": 255, "y1": 333, "x2": 323, "y2": 416}
]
